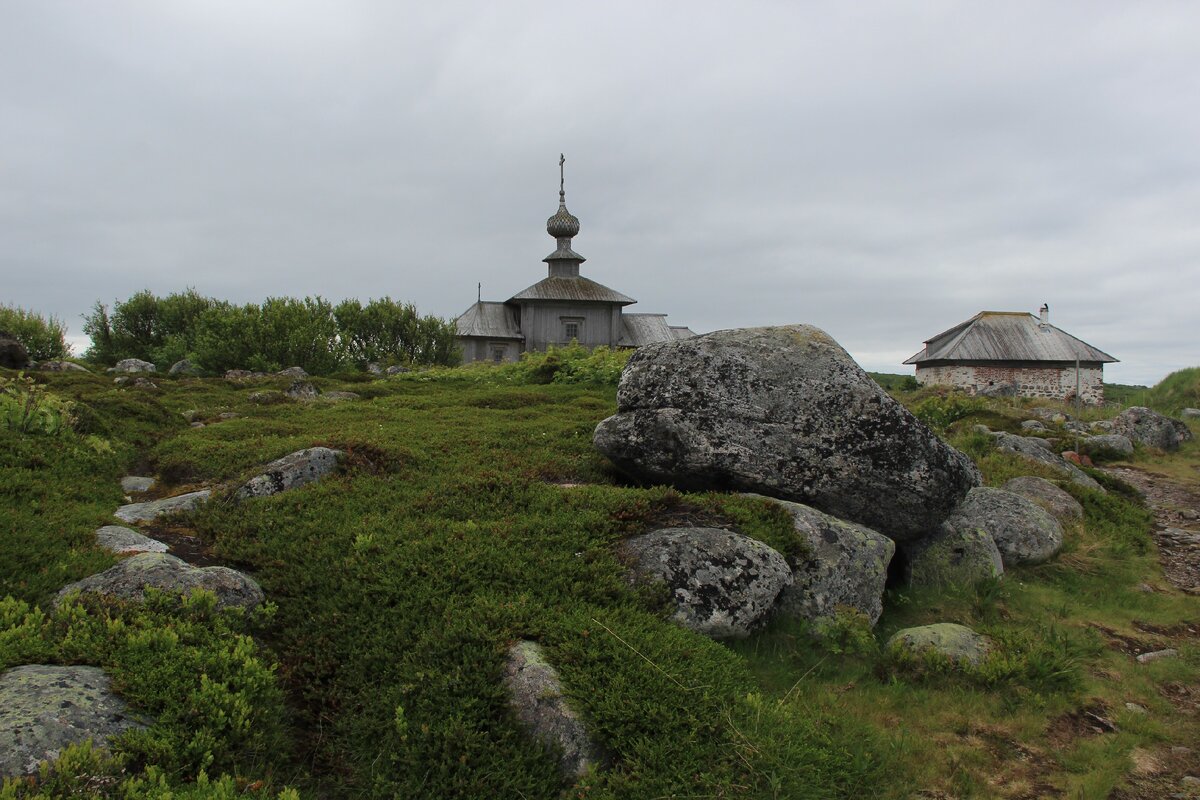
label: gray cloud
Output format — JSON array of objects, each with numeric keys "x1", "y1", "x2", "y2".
[{"x1": 2, "y1": 1, "x2": 1197, "y2": 384}]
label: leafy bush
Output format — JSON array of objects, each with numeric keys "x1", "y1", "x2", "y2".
[
  {"x1": 505, "y1": 343, "x2": 630, "y2": 385},
  {"x1": 0, "y1": 304, "x2": 70, "y2": 361},
  {"x1": 0, "y1": 374, "x2": 75, "y2": 436},
  {"x1": 83, "y1": 289, "x2": 215, "y2": 366},
  {"x1": 334, "y1": 297, "x2": 460, "y2": 368}
]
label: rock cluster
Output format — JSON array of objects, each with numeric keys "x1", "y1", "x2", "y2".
[
  {"x1": 1112, "y1": 407, "x2": 1192, "y2": 452},
  {"x1": 594, "y1": 326, "x2": 980, "y2": 542}
]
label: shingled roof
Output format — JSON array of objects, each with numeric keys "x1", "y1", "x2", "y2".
[
  {"x1": 508, "y1": 276, "x2": 634, "y2": 305},
  {"x1": 904, "y1": 311, "x2": 1117, "y2": 365},
  {"x1": 454, "y1": 301, "x2": 523, "y2": 339},
  {"x1": 618, "y1": 314, "x2": 697, "y2": 347}
]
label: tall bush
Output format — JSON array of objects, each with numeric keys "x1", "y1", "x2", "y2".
[
  {"x1": 0, "y1": 304, "x2": 70, "y2": 360},
  {"x1": 83, "y1": 289, "x2": 214, "y2": 365}
]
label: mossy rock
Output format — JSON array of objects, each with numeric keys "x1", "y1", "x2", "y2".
[{"x1": 886, "y1": 623, "x2": 990, "y2": 667}]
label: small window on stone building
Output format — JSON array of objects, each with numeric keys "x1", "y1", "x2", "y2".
[{"x1": 489, "y1": 344, "x2": 507, "y2": 363}]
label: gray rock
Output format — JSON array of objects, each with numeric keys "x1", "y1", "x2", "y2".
[
  {"x1": 36, "y1": 360, "x2": 89, "y2": 373},
  {"x1": 1112, "y1": 407, "x2": 1193, "y2": 452},
  {"x1": 0, "y1": 331, "x2": 31, "y2": 369},
  {"x1": 235, "y1": 447, "x2": 342, "y2": 500},
  {"x1": 366, "y1": 362, "x2": 383, "y2": 375},
  {"x1": 95, "y1": 525, "x2": 168, "y2": 555},
  {"x1": 114, "y1": 490, "x2": 211, "y2": 523},
  {"x1": 0, "y1": 665, "x2": 148, "y2": 778},
  {"x1": 1029, "y1": 408, "x2": 1072, "y2": 423},
  {"x1": 248, "y1": 390, "x2": 287, "y2": 405},
  {"x1": 594, "y1": 325, "x2": 980, "y2": 542},
  {"x1": 1063, "y1": 421, "x2": 1092, "y2": 434},
  {"x1": 182, "y1": 409, "x2": 200, "y2": 422},
  {"x1": 113, "y1": 376, "x2": 158, "y2": 389},
  {"x1": 979, "y1": 382, "x2": 1015, "y2": 398},
  {"x1": 618, "y1": 527, "x2": 792, "y2": 639},
  {"x1": 285, "y1": 380, "x2": 319, "y2": 401},
  {"x1": 1080, "y1": 434, "x2": 1135, "y2": 461},
  {"x1": 1136, "y1": 648, "x2": 1178, "y2": 664},
  {"x1": 1001, "y1": 476, "x2": 1083, "y2": 523},
  {"x1": 887, "y1": 623, "x2": 990, "y2": 666},
  {"x1": 945, "y1": 487, "x2": 1064, "y2": 567},
  {"x1": 1124, "y1": 702, "x2": 1148, "y2": 714},
  {"x1": 993, "y1": 432, "x2": 1104, "y2": 492},
  {"x1": 276, "y1": 366, "x2": 308, "y2": 379},
  {"x1": 107, "y1": 358, "x2": 156, "y2": 374},
  {"x1": 745, "y1": 495, "x2": 893, "y2": 626},
  {"x1": 190, "y1": 422, "x2": 205, "y2": 429},
  {"x1": 318, "y1": 391, "x2": 360, "y2": 402},
  {"x1": 168, "y1": 359, "x2": 200, "y2": 376},
  {"x1": 56, "y1": 553, "x2": 263, "y2": 610},
  {"x1": 120, "y1": 476, "x2": 155, "y2": 494},
  {"x1": 1182, "y1": 408, "x2": 1200, "y2": 420},
  {"x1": 1021, "y1": 420, "x2": 1048, "y2": 432},
  {"x1": 904, "y1": 524, "x2": 1004, "y2": 588},
  {"x1": 1090, "y1": 420, "x2": 1114, "y2": 432},
  {"x1": 217, "y1": 411, "x2": 239, "y2": 420},
  {"x1": 971, "y1": 424, "x2": 992, "y2": 435},
  {"x1": 502, "y1": 641, "x2": 604, "y2": 780},
  {"x1": 384, "y1": 365, "x2": 410, "y2": 375}
]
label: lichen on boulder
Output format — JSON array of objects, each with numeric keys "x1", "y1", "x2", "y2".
[
  {"x1": 235, "y1": 447, "x2": 342, "y2": 500},
  {"x1": 903, "y1": 524, "x2": 1003, "y2": 589},
  {"x1": 55, "y1": 553, "x2": 263, "y2": 610},
  {"x1": 887, "y1": 623, "x2": 990, "y2": 667},
  {"x1": 945, "y1": 487, "x2": 1064, "y2": 567}
]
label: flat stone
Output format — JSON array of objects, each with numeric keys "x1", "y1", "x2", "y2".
[
  {"x1": 502, "y1": 641, "x2": 604, "y2": 780},
  {"x1": 275, "y1": 366, "x2": 308, "y2": 379},
  {"x1": 1136, "y1": 648, "x2": 1178, "y2": 664},
  {"x1": 318, "y1": 391, "x2": 360, "y2": 402},
  {"x1": 1181, "y1": 408, "x2": 1200, "y2": 420},
  {"x1": 887, "y1": 623, "x2": 990, "y2": 666},
  {"x1": 993, "y1": 432, "x2": 1103, "y2": 492},
  {"x1": 95, "y1": 525, "x2": 168, "y2": 554},
  {"x1": 235, "y1": 447, "x2": 342, "y2": 500},
  {"x1": 56, "y1": 553, "x2": 263, "y2": 610},
  {"x1": 0, "y1": 665, "x2": 148, "y2": 777},
  {"x1": 120, "y1": 476, "x2": 155, "y2": 494},
  {"x1": 107, "y1": 358, "x2": 156, "y2": 374},
  {"x1": 1080, "y1": 434, "x2": 1135, "y2": 461},
  {"x1": 1124, "y1": 702, "x2": 1148, "y2": 714},
  {"x1": 35, "y1": 360, "x2": 89, "y2": 373},
  {"x1": 113, "y1": 490, "x2": 211, "y2": 523}
]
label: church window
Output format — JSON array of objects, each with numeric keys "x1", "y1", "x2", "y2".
[{"x1": 561, "y1": 318, "x2": 583, "y2": 342}]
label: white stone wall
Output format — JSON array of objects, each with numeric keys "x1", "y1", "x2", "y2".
[{"x1": 915, "y1": 363, "x2": 1105, "y2": 404}]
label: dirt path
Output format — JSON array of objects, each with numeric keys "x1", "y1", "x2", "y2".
[{"x1": 1104, "y1": 466, "x2": 1200, "y2": 595}]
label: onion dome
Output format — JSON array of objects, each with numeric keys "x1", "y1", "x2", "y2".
[{"x1": 547, "y1": 198, "x2": 580, "y2": 238}]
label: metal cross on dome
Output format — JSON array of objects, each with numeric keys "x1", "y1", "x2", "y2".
[{"x1": 559, "y1": 153, "x2": 566, "y2": 200}]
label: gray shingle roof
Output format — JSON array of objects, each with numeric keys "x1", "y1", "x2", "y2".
[
  {"x1": 618, "y1": 314, "x2": 697, "y2": 347},
  {"x1": 905, "y1": 311, "x2": 1117, "y2": 365},
  {"x1": 454, "y1": 302, "x2": 523, "y2": 339},
  {"x1": 508, "y1": 276, "x2": 635, "y2": 305}
]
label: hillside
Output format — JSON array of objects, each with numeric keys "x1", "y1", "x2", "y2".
[{"x1": 1, "y1": 362, "x2": 1198, "y2": 799}]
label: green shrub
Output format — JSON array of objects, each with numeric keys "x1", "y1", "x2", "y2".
[
  {"x1": 912, "y1": 393, "x2": 988, "y2": 431},
  {"x1": 83, "y1": 289, "x2": 215, "y2": 366},
  {"x1": 0, "y1": 374, "x2": 75, "y2": 436},
  {"x1": 334, "y1": 297, "x2": 460, "y2": 368},
  {"x1": 0, "y1": 305, "x2": 70, "y2": 361}
]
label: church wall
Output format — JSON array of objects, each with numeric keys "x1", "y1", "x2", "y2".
[
  {"x1": 519, "y1": 302, "x2": 622, "y2": 352},
  {"x1": 457, "y1": 337, "x2": 521, "y2": 364}
]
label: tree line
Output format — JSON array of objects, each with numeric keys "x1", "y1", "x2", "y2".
[{"x1": 81, "y1": 290, "x2": 460, "y2": 374}]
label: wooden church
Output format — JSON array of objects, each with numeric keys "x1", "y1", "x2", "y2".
[{"x1": 455, "y1": 158, "x2": 694, "y2": 363}]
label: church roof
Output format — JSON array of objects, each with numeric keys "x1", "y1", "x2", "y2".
[
  {"x1": 619, "y1": 314, "x2": 697, "y2": 347},
  {"x1": 904, "y1": 311, "x2": 1117, "y2": 365},
  {"x1": 508, "y1": 276, "x2": 635, "y2": 305},
  {"x1": 455, "y1": 301, "x2": 523, "y2": 339}
]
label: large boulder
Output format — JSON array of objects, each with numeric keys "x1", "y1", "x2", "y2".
[
  {"x1": 1111, "y1": 407, "x2": 1192, "y2": 452},
  {"x1": 993, "y1": 432, "x2": 1103, "y2": 492},
  {"x1": 886, "y1": 623, "x2": 990, "y2": 667},
  {"x1": 114, "y1": 489, "x2": 211, "y2": 523},
  {"x1": 1001, "y1": 476, "x2": 1083, "y2": 524},
  {"x1": 945, "y1": 487, "x2": 1063, "y2": 567},
  {"x1": 285, "y1": 380, "x2": 319, "y2": 401},
  {"x1": 56, "y1": 553, "x2": 263, "y2": 610},
  {"x1": 36, "y1": 360, "x2": 89, "y2": 373},
  {"x1": 903, "y1": 525, "x2": 1003, "y2": 589},
  {"x1": 235, "y1": 447, "x2": 342, "y2": 500},
  {"x1": 502, "y1": 641, "x2": 604, "y2": 780},
  {"x1": 107, "y1": 358, "x2": 156, "y2": 374},
  {"x1": 1079, "y1": 434, "x2": 1134, "y2": 461},
  {"x1": 120, "y1": 476, "x2": 155, "y2": 494},
  {"x1": 618, "y1": 527, "x2": 792, "y2": 639},
  {"x1": 276, "y1": 366, "x2": 309, "y2": 379},
  {"x1": 594, "y1": 326, "x2": 980, "y2": 541},
  {"x1": 745, "y1": 494, "x2": 894, "y2": 626},
  {"x1": 0, "y1": 665, "x2": 148, "y2": 777},
  {"x1": 0, "y1": 331, "x2": 30, "y2": 369},
  {"x1": 168, "y1": 359, "x2": 201, "y2": 376},
  {"x1": 95, "y1": 525, "x2": 168, "y2": 555}
]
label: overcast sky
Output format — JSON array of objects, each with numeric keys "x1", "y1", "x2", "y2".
[{"x1": 3, "y1": 1, "x2": 1198, "y2": 385}]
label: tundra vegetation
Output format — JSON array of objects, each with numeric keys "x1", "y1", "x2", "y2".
[{"x1": 1, "y1": 337, "x2": 1197, "y2": 799}]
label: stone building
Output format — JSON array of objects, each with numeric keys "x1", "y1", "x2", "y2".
[
  {"x1": 904, "y1": 306, "x2": 1118, "y2": 404},
  {"x1": 455, "y1": 160, "x2": 694, "y2": 364}
]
